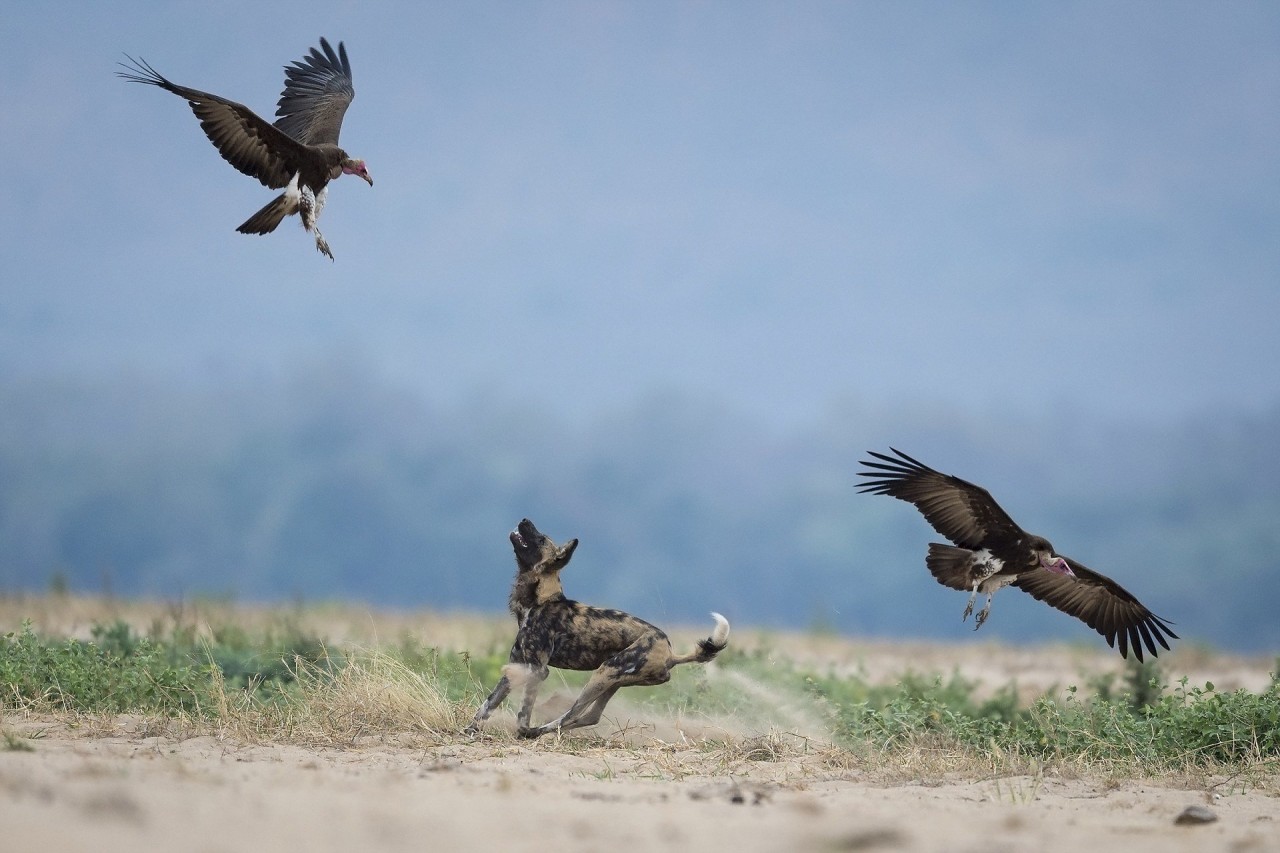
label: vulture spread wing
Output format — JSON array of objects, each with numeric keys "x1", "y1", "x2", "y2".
[
  {"x1": 857, "y1": 448, "x2": 1023, "y2": 550},
  {"x1": 273, "y1": 37, "x2": 355, "y2": 146},
  {"x1": 117, "y1": 56, "x2": 305, "y2": 189},
  {"x1": 1013, "y1": 557, "x2": 1177, "y2": 661}
]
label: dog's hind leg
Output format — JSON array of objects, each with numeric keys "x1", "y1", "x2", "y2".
[
  {"x1": 519, "y1": 670, "x2": 626, "y2": 738},
  {"x1": 560, "y1": 681, "x2": 625, "y2": 732}
]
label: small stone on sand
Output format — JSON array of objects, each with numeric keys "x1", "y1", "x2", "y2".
[{"x1": 1174, "y1": 805, "x2": 1218, "y2": 826}]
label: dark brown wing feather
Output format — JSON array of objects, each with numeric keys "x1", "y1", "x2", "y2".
[
  {"x1": 1013, "y1": 557, "x2": 1177, "y2": 661},
  {"x1": 117, "y1": 56, "x2": 306, "y2": 189},
  {"x1": 857, "y1": 448, "x2": 1025, "y2": 549},
  {"x1": 273, "y1": 38, "x2": 354, "y2": 146}
]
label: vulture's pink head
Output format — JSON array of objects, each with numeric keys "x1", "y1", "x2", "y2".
[
  {"x1": 342, "y1": 159, "x2": 373, "y2": 186},
  {"x1": 1041, "y1": 554, "x2": 1075, "y2": 576},
  {"x1": 1029, "y1": 535, "x2": 1075, "y2": 577}
]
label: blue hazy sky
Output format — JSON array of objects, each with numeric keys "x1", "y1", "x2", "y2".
[{"x1": 3, "y1": 1, "x2": 1278, "y2": 429}]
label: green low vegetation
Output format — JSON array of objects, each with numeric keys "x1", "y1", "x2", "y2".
[{"x1": 2, "y1": 617, "x2": 1277, "y2": 777}]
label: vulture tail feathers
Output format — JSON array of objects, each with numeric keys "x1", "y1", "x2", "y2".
[
  {"x1": 237, "y1": 193, "x2": 292, "y2": 234},
  {"x1": 925, "y1": 543, "x2": 976, "y2": 592}
]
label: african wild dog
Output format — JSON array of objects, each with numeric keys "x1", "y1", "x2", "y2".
[{"x1": 467, "y1": 518, "x2": 730, "y2": 739}]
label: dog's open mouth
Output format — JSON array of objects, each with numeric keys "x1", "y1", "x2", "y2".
[{"x1": 512, "y1": 518, "x2": 543, "y2": 551}]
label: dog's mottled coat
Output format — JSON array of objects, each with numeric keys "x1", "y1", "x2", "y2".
[{"x1": 468, "y1": 519, "x2": 729, "y2": 739}]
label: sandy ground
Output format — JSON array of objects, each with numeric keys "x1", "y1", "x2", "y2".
[
  {"x1": 2, "y1": 597, "x2": 1277, "y2": 851},
  {"x1": 1, "y1": 719, "x2": 1276, "y2": 853}
]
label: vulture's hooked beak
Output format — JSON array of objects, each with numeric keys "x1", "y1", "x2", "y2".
[
  {"x1": 361, "y1": 173, "x2": 373, "y2": 187},
  {"x1": 1042, "y1": 554, "x2": 1075, "y2": 577}
]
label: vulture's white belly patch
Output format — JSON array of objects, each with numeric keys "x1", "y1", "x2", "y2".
[
  {"x1": 969, "y1": 549, "x2": 1004, "y2": 576},
  {"x1": 967, "y1": 549, "x2": 1011, "y2": 593}
]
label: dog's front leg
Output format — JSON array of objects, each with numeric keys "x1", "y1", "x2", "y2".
[
  {"x1": 511, "y1": 663, "x2": 549, "y2": 736},
  {"x1": 466, "y1": 674, "x2": 513, "y2": 733}
]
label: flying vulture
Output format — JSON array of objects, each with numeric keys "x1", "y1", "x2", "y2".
[
  {"x1": 118, "y1": 38, "x2": 371, "y2": 260},
  {"x1": 858, "y1": 448, "x2": 1176, "y2": 660}
]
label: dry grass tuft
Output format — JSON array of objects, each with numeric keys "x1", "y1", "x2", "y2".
[{"x1": 210, "y1": 647, "x2": 468, "y2": 747}]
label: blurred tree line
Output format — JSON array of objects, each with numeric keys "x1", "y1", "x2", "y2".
[{"x1": 1, "y1": 364, "x2": 1276, "y2": 651}]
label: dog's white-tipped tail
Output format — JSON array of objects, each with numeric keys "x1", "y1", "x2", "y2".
[
  {"x1": 709, "y1": 612, "x2": 730, "y2": 647},
  {"x1": 676, "y1": 612, "x2": 730, "y2": 666}
]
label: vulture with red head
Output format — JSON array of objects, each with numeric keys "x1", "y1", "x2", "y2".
[
  {"x1": 858, "y1": 448, "x2": 1176, "y2": 660},
  {"x1": 118, "y1": 37, "x2": 371, "y2": 260}
]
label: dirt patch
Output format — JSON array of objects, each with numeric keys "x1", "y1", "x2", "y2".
[{"x1": 1, "y1": 718, "x2": 1275, "y2": 853}]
